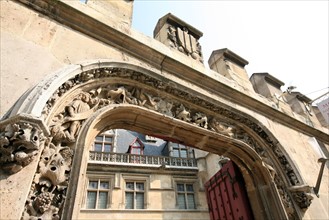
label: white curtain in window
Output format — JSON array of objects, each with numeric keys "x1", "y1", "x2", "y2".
[
  {"x1": 98, "y1": 192, "x2": 108, "y2": 209},
  {"x1": 125, "y1": 192, "x2": 133, "y2": 209},
  {"x1": 136, "y1": 192, "x2": 144, "y2": 209},
  {"x1": 187, "y1": 194, "x2": 195, "y2": 209},
  {"x1": 87, "y1": 191, "x2": 96, "y2": 209},
  {"x1": 177, "y1": 194, "x2": 186, "y2": 209}
]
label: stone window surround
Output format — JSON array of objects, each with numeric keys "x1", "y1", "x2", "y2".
[
  {"x1": 121, "y1": 174, "x2": 150, "y2": 210},
  {"x1": 81, "y1": 174, "x2": 114, "y2": 210}
]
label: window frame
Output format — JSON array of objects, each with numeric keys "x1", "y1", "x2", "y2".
[
  {"x1": 128, "y1": 137, "x2": 145, "y2": 155},
  {"x1": 171, "y1": 143, "x2": 194, "y2": 158},
  {"x1": 122, "y1": 175, "x2": 149, "y2": 210},
  {"x1": 124, "y1": 181, "x2": 145, "y2": 209},
  {"x1": 173, "y1": 178, "x2": 198, "y2": 210},
  {"x1": 93, "y1": 131, "x2": 115, "y2": 153},
  {"x1": 84, "y1": 176, "x2": 113, "y2": 210}
]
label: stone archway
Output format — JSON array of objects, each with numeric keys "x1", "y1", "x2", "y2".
[{"x1": 0, "y1": 60, "x2": 312, "y2": 220}]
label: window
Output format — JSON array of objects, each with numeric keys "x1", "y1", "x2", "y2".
[
  {"x1": 86, "y1": 179, "x2": 111, "y2": 209},
  {"x1": 125, "y1": 181, "x2": 145, "y2": 209},
  {"x1": 93, "y1": 131, "x2": 114, "y2": 152},
  {"x1": 176, "y1": 183, "x2": 195, "y2": 209},
  {"x1": 128, "y1": 138, "x2": 144, "y2": 155},
  {"x1": 172, "y1": 143, "x2": 193, "y2": 158}
]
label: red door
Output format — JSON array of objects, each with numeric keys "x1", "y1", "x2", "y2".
[{"x1": 205, "y1": 161, "x2": 253, "y2": 220}]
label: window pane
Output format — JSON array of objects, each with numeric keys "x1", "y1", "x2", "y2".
[
  {"x1": 132, "y1": 148, "x2": 141, "y2": 155},
  {"x1": 105, "y1": 137, "x2": 112, "y2": 142},
  {"x1": 179, "y1": 144, "x2": 187, "y2": 149},
  {"x1": 177, "y1": 194, "x2": 186, "y2": 209},
  {"x1": 86, "y1": 191, "x2": 96, "y2": 209},
  {"x1": 136, "y1": 183, "x2": 144, "y2": 191},
  {"x1": 177, "y1": 184, "x2": 184, "y2": 192},
  {"x1": 125, "y1": 192, "x2": 133, "y2": 209},
  {"x1": 89, "y1": 181, "x2": 98, "y2": 189},
  {"x1": 186, "y1": 184, "x2": 193, "y2": 192},
  {"x1": 126, "y1": 182, "x2": 134, "y2": 190},
  {"x1": 173, "y1": 149, "x2": 179, "y2": 157},
  {"x1": 94, "y1": 143, "x2": 102, "y2": 152},
  {"x1": 180, "y1": 149, "x2": 187, "y2": 158},
  {"x1": 104, "y1": 144, "x2": 111, "y2": 152},
  {"x1": 172, "y1": 143, "x2": 179, "y2": 147},
  {"x1": 133, "y1": 142, "x2": 140, "y2": 147},
  {"x1": 136, "y1": 192, "x2": 144, "y2": 209},
  {"x1": 187, "y1": 194, "x2": 195, "y2": 209},
  {"x1": 100, "y1": 181, "x2": 109, "y2": 189},
  {"x1": 98, "y1": 192, "x2": 108, "y2": 209},
  {"x1": 95, "y1": 136, "x2": 103, "y2": 141}
]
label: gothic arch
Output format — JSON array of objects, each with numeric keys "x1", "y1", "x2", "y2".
[{"x1": 0, "y1": 60, "x2": 312, "y2": 220}]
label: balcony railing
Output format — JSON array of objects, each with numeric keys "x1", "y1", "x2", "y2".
[{"x1": 89, "y1": 151, "x2": 198, "y2": 168}]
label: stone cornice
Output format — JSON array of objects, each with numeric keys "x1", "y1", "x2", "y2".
[{"x1": 14, "y1": 0, "x2": 329, "y2": 144}]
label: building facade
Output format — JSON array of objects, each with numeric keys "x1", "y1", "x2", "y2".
[{"x1": 0, "y1": 1, "x2": 328, "y2": 220}]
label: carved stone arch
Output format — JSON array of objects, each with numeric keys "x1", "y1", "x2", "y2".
[
  {"x1": 0, "y1": 60, "x2": 310, "y2": 219},
  {"x1": 67, "y1": 104, "x2": 278, "y2": 219}
]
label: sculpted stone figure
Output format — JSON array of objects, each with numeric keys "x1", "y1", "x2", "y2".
[
  {"x1": 50, "y1": 92, "x2": 98, "y2": 143},
  {"x1": 209, "y1": 118, "x2": 234, "y2": 137},
  {"x1": 0, "y1": 123, "x2": 41, "y2": 174}
]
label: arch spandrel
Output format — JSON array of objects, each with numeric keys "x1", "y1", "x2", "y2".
[{"x1": 0, "y1": 61, "x2": 313, "y2": 220}]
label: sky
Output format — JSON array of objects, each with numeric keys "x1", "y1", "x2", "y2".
[{"x1": 132, "y1": 0, "x2": 329, "y2": 103}]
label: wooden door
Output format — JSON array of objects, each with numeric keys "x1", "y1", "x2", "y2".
[{"x1": 205, "y1": 161, "x2": 253, "y2": 220}]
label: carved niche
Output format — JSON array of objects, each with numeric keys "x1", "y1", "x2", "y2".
[{"x1": 21, "y1": 66, "x2": 310, "y2": 219}]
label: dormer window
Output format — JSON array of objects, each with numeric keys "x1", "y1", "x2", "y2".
[
  {"x1": 93, "y1": 130, "x2": 114, "y2": 152},
  {"x1": 128, "y1": 138, "x2": 144, "y2": 155},
  {"x1": 171, "y1": 143, "x2": 194, "y2": 158}
]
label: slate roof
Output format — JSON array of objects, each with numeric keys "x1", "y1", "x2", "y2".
[{"x1": 116, "y1": 129, "x2": 167, "y2": 156}]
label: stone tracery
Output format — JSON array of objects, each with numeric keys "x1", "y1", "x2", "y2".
[{"x1": 5, "y1": 65, "x2": 310, "y2": 219}]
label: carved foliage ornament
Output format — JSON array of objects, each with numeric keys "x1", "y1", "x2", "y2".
[{"x1": 22, "y1": 67, "x2": 309, "y2": 219}]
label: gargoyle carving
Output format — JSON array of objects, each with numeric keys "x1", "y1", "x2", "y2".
[{"x1": 0, "y1": 123, "x2": 42, "y2": 174}]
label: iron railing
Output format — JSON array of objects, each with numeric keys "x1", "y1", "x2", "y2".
[{"x1": 89, "y1": 151, "x2": 198, "y2": 168}]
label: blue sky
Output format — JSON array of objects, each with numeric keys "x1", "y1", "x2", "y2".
[{"x1": 132, "y1": 1, "x2": 328, "y2": 102}]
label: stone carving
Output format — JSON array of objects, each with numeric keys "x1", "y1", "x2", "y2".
[
  {"x1": 291, "y1": 192, "x2": 313, "y2": 210},
  {"x1": 167, "y1": 25, "x2": 203, "y2": 63},
  {"x1": 175, "y1": 104, "x2": 191, "y2": 122},
  {"x1": 29, "y1": 67, "x2": 305, "y2": 219},
  {"x1": 193, "y1": 112, "x2": 208, "y2": 128},
  {"x1": 22, "y1": 139, "x2": 72, "y2": 219},
  {"x1": 0, "y1": 123, "x2": 42, "y2": 174},
  {"x1": 209, "y1": 118, "x2": 234, "y2": 137},
  {"x1": 50, "y1": 92, "x2": 99, "y2": 144}
]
